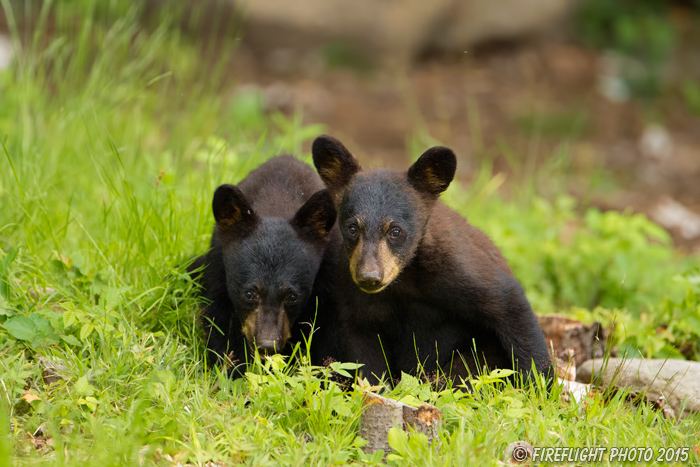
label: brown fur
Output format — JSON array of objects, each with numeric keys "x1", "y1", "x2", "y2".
[
  {"x1": 307, "y1": 210, "x2": 334, "y2": 242},
  {"x1": 312, "y1": 134, "x2": 552, "y2": 386},
  {"x1": 280, "y1": 313, "x2": 291, "y2": 347},
  {"x1": 241, "y1": 310, "x2": 258, "y2": 342},
  {"x1": 348, "y1": 236, "x2": 364, "y2": 286}
]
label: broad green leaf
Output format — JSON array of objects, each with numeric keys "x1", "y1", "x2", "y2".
[
  {"x1": 489, "y1": 368, "x2": 515, "y2": 379},
  {"x1": 387, "y1": 426, "x2": 409, "y2": 454},
  {"x1": 397, "y1": 394, "x2": 421, "y2": 408},
  {"x1": 74, "y1": 376, "x2": 94, "y2": 396},
  {"x1": 29, "y1": 313, "x2": 54, "y2": 337},
  {"x1": 80, "y1": 323, "x2": 94, "y2": 341},
  {"x1": 4, "y1": 316, "x2": 37, "y2": 341},
  {"x1": 60, "y1": 334, "x2": 82, "y2": 347}
]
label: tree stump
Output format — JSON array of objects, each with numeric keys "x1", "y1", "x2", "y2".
[
  {"x1": 537, "y1": 314, "x2": 610, "y2": 367},
  {"x1": 360, "y1": 392, "x2": 441, "y2": 454}
]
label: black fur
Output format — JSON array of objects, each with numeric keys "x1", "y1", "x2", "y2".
[
  {"x1": 313, "y1": 135, "x2": 552, "y2": 386},
  {"x1": 189, "y1": 156, "x2": 338, "y2": 377}
]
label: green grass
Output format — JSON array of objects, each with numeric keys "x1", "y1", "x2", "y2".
[{"x1": 1, "y1": 1, "x2": 700, "y2": 465}]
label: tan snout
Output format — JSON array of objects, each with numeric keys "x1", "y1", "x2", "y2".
[
  {"x1": 349, "y1": 238, "x2": 401, "y2": 293},
  {"x1": 241, "y1": 307, "x2": 291, "y2": 354}
]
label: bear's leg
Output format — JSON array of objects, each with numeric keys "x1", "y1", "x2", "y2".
[
  {"x1": 340, "y1": 328, "x2": 394, "y2": 386},
  {"x1": 490, "y1": 298, "x2": 552, "y2": 383}
]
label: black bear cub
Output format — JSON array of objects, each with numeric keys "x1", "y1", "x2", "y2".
[
  {"x1": 189, "y1": 156, "x2": 337, "y2": 377},
  {"x1": 312, "y1": 135, "x2": 551, "y2": 385}
]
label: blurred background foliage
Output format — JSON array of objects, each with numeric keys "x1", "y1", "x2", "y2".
[
  {"x1": 1, "y1": 0, "x2": 700, "y2": 464},
  {"x1": 577, "y1": 0, "x2": 678, "y2": 99}
]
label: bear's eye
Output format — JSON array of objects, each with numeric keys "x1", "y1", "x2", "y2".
[
  {"x1": 244, "y1": 290, "x2": 258, "y2": 301},
  {"x1": 389, "y1": 226, "x2": 402, "y2": 239},
  {"x1": 287, "y1": 293, "x2": 298, "y2": 303},
  {"x1": 346, "y1": 224, "x2": 358, "y2": 237}
]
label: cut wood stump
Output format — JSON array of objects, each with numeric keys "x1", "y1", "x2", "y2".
[
  {"x1": 360, "y1": 392, "x2": 441, "y2": 454},
  {"x1": 537, "y1": 314, "x2": 610, "y2": 368}
]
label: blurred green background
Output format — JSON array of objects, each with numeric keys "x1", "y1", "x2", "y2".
[{"x1": 1, "y1": 1, "x2": 699, "y2": 465}]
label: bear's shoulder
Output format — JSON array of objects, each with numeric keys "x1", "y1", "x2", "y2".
[{"x1": 416, "y1": 201, "x2": 514, "y2": 281}]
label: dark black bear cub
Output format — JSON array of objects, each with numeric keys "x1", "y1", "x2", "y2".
[
  {"x1": 312, "y1": 135, "x2": 551, "y2": 385},
  {"x1": 189, "y1": 156, "x2": 337, "y2": 377}
]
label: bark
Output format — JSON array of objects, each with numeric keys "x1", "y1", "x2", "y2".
[
  {"x1": 360, "y1": 392, "x2": 441, "y2": 454},
  {"x1": 538, "y1": 314, "x2": 610, "y2": 367}
]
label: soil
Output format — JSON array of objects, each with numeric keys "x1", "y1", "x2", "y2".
[
  {"x1": 4, "y1": 7, "x2": 698, "y2": 251},
  {"x1": 231, "y1": 38, "x2": 700, "y2": 253}
]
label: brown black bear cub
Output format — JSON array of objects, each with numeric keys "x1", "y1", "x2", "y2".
[
  {"x1": 312, "y1": 135, "x2": 552, "y2": 386},
  {"x1": 189, "y1": 156, "x2": 338, "y2": 378}
]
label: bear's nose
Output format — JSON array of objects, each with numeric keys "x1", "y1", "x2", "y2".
[
  {"x1": 357, "y1": 270, "x2": 383, "y2": 290},
  {"x1": 256, "y1": 340, "x2": 280, "y2": 354}
]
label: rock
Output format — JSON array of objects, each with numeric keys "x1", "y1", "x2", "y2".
[
  {"x1": 639, "y1": 124, "x2": 673, "y2": 161},
  {"x1": 27, "y1": 287, "x2": 57, "y2": 299},
  {"x1": 597, "y1": 52, "x2": 633, "y2": 103},
  {"x1": 577, "y1": 358, "x2": 700, "y2": 418},
  {"x1": 430, "y1": 0, "x2": 575, "y2": 53},
  {"x1": 38, "y1": 356, "x2": 68, "y2": 386},
  {"x1": 651, "y1": 196, "x2": 700, "y2": 241},
  {"x1": 236, "y1": 0, "x2": 450, "y2": 70},
  {"x1": 226, "y1": 0, "x2": 576, "y2": 70},
  {"x1": 559, "y1": 378, "x2": 590, "y2": 404},
  {"x1": 360, "y1": 392, "x2": 441, "y2": 454},
  {"x1": 538, "y1": 315, "x2": 609, "y2": 368}
]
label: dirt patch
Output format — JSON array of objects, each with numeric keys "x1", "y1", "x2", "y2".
[{"x1": 231, "y1": 38, "x2": 700, "y2": 252}]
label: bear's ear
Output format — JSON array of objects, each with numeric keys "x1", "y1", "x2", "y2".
[
  {"x1": 407, "y1": 146, "x2": 456, "y2": 197},
  {"x1": 212, "y1": 184, "x2": 259, "y2": 238},
  {"x1": 312, "y1": 135, "x2": 361, "y2": 195},
  {"x1": 291, "y1": 189, "x2": 337, "y2": 246}
]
